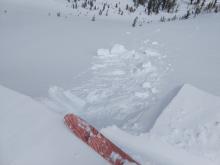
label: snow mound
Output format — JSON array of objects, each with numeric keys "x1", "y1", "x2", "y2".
[
  {"x1": 0, "y1": 85, "x2": 107, "y2": 165},
  {"x1": 110, "y1": 44, "x2": 127, "y2": 54},
  {"x1": 152, "y1": 84, "x2": 220, "y2": 163},
  {"x1": 42, "y1": 86, "x2": 86, "y2": 114}
]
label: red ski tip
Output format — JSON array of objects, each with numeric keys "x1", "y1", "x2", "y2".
[{"x1": 64, "y1": 113, "x2": 140, "y2": 165}]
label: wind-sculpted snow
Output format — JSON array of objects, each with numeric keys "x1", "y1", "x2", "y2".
[{"x1": 43, "y1": 43, "x2": 170, "y2": 132}]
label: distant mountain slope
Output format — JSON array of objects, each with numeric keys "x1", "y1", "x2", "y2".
[
  {"x1": 1, "y1": 0, "x2": 219, "y2": 24},
  {"x1": 63, "y1": 0, "x2": 220, "y2": 24}
]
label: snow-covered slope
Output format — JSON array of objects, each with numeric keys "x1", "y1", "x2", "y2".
[
  {"x1": 1, "y1": 0, "x2": 220, "y2": 134},
  {"x1": 101, "y1": 83, "x2": 220, "y2": 165},
  {"x1": 0, "y1": 0, "x2": 137, "y2": 97},
  {"x1": 151, "y1": 84, "x2": 220, "y2": 163},
  {"x1": 153, "y1": 84, "x2": 220, "y2": 133},
  {"x1": 63, "y1": 0, "x2": 220, "y2": 23},
  {"x1": 1, "y1": 0, "x2": 220, "y2": 163},
  {"x1": 0, "y1": 85, "x2": 107, "y2": 165},
  {"x1": 102, "y1": 125, "x2": 219, "y2": 165},
  {"x1": 1, "y1": 82, "x2": 220, "y2": 165}
]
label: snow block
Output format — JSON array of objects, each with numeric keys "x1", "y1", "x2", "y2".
[{"x1": 64, "y1": 113, "x2": 140, "y2": 165}]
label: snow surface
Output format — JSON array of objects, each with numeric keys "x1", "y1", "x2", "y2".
[
  {"x1": 1, "y1": 0, "x2": 220, "y2": 164},
  {"x1": 0, "y1": 85, "x2": 107, "y2": 165},
  {"x1": 101, "y1": 84, "x2": 220, "y2": 165},
  {"x1": 1, "y1": 0, "x2": 220, "y2": 99},
  {"x1": 0, "y1": 0, "x2": 136, "y2": 97},
  {"x1": 1, "y1": 83, "x2": 220, "y2": 165},
  {"x1": 151, "y1": 84, "x2": 220, "y2": 163}
]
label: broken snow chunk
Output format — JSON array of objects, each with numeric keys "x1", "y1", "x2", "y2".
[
  {"x1": 91, "y1": 64, "x2": 107, "y2": 70},
  {"x1": 63, "y1": 90, "x2": 86, "y2": 108},
  {"x1": 142, "y1": 62, "x2": 152, "y2": 69},
  {"x1": 110, "y1": 152, "x2": 123, "y2": 162},
  {"x1": 47, "y1": 86, "x2": 85, "y2": 113},
  {"x1": 144, "y1": 49, "x2": 160, "y2": 57},
  {"x1": 131, "y1": 50, "x2": 136, "y2": 55},
  {"x1": 142, "y1": 82, "x2": 152, "y2": 89},
  {"x1": 97, "y1": 48, "x2": 110, "y2": 56},
  {"x1": 135, "y1": 92, "x2": 149, "y2": 99},
  {"x1": 110, "y1": 152, "x2": 136, "y2": 164},
  {"x1": 142, "y1": 62, "x2": 157, "y2": 73},
  {"x1": 151, "y1": 88, "x2": 159, "y2": 94},
  {"x1": 111, "y1": 44, "x2": 127, "y2": 54},
  {"x1": 110, "y1": 70, "x2": 126, "y2": 76},
  {"x1": 152, "y1": 41, "x2": 159, "y2": 45}
]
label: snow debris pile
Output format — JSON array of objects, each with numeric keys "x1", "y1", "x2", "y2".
[{"x1": 43, "y1": 43, "x2": 170, "y2": 132}]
